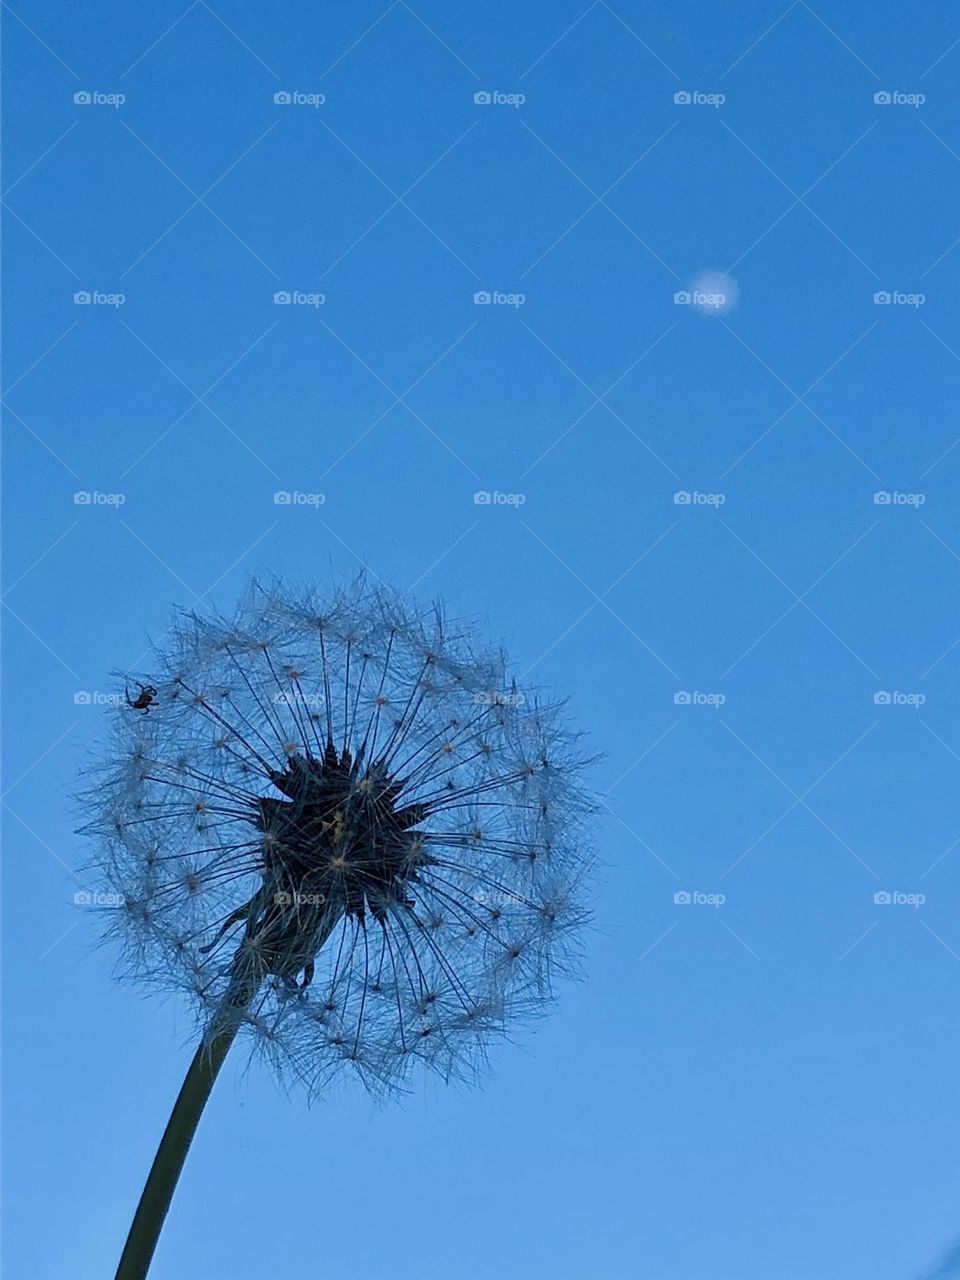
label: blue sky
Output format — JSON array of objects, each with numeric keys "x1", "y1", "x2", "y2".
[{"x1": 5, "y1": 2, "x2": 960, "y2": 1277}]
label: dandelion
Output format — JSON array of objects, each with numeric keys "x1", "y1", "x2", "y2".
[{"x1": 81, "y1": 578, "x2": 593, "y2": 1279}]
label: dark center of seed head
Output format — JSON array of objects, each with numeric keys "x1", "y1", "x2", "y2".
[{"x1": 254, "y1": 743, "x2": 429, "y2": 926}]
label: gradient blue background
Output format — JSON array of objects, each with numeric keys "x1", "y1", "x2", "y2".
[{"x1": 5, "y1": 3, "x2": 960, "y2": 1278}]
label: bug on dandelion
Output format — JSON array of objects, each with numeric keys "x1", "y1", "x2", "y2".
[{"x1": 124, "y1": 682, "x2": 157, "y2": 713}]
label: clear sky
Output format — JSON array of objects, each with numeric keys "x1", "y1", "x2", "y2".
[{"x1": 5, "y1": 3, "x2": 960, "y2": 1278}]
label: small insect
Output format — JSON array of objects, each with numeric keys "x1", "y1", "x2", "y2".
[{"x1": 125, "y1": 682, "x2": 158, "y2": 714}]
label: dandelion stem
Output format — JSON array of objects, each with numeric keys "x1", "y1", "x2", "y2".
[
  {"x1": 115, "y1": 906, "x2": 344, "y2": 1279},
  {"x1": 114, "y1": 1002, "x2": 248, "y2": 1280}
]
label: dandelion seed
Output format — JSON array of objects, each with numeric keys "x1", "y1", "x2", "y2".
[{"x1": 80, "y1": 578, "x2": 594, "y2": 1279}]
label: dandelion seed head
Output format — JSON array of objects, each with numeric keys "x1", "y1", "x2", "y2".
[{"x1": 81, "y1": 579, "x2": 593, "y2": 1097}]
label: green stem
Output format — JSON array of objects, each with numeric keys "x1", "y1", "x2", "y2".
[
  {"x1": 114, "y1": 1010, "x2": 245, "y2": 1280},
  {"x1": 115, "y1": 912, "x2": 341, "y2": 1278}
]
